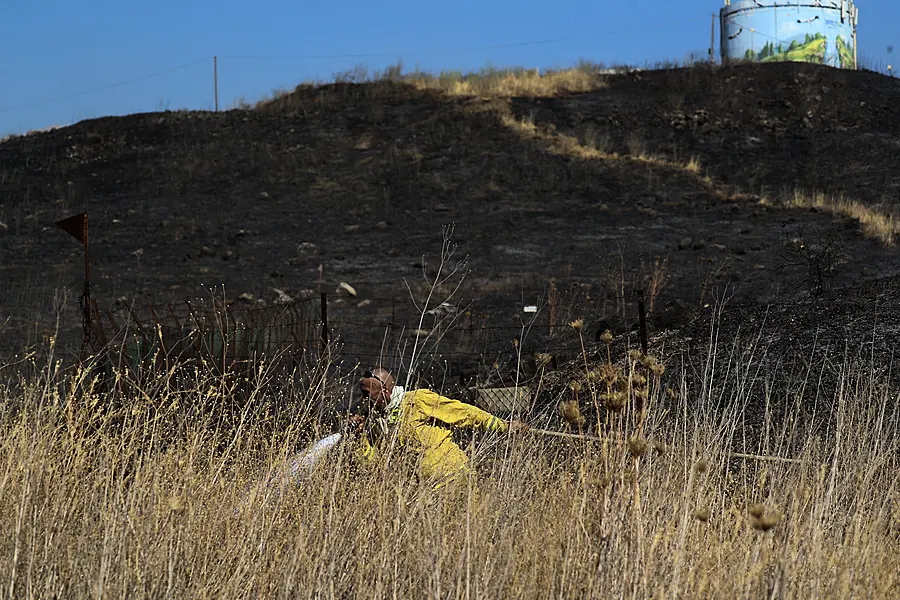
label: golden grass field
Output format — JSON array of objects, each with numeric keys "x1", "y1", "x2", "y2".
[{"x1": 1, "y1": 319, "x2": 898, "y2": 600}]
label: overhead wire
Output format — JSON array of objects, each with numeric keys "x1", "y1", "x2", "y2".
[
  {"x1": 0, "y1": 58, "x2": 212, "y2": 115},
  {"x1": 1, "y1": 19, "x2": 676, "y2": 117}
]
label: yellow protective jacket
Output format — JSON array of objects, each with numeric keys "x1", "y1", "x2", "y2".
[{"x1": 356, "y1": 388, "x2": 507, "y2": 484}]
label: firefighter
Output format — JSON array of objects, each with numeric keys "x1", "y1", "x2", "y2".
[{"x1": 352, "y1": 368, "x2": 528, "y2": 488}]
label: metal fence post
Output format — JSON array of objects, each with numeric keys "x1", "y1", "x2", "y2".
[
  {"x1": 320, "y1": 292, "x2": 328, "y2": 355},
  {"x1": 637, "y1": 289, "x2": 648, "y2": 355}
]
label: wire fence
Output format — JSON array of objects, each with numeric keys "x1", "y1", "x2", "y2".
[{"x1": 59, "y1": 265, "x2": 889, "y2": 417}]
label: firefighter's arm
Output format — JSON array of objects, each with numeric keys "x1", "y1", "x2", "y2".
[{"x1": 416, "y1": 389, "x2": 508, "y2": 432}]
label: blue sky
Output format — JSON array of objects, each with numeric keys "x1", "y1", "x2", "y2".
[{"x1": 1, "y1": 0, "x2": 897, "y2": 136}]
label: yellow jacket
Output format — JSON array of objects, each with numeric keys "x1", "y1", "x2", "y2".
[{"x1": 356, "y1": 388, "x2": 508, "y2": 484}]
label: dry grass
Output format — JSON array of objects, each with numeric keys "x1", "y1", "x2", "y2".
[
  {"x1": 784, "y1": 189, "x2": 899, "y2": 246},
  {"x1": 407, "y1": 66, "x2": 608, "y2": 98},
  {"x1": 500, "y1": 112, "x2": 708, "y2": 181},
  {"x1": 1, "y1": 317, "x2": 898, "y2": 599},
  {"x1": 262, "y1": 61, "x2": 620, "y2": 107}
]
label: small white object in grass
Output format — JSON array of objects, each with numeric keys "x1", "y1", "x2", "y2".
[
  {"x1": 338, "y1": 281, "x2": 358, "y2": 297},
  {"x1": 523, "y1": 305, "x2": 537, "y2": 313},
  {"x1": 426, "y1": 302, "x2": 456, "y2": 316},
  {"x1": 272, "y1": 288, "x2": 293, "y2": 304}
]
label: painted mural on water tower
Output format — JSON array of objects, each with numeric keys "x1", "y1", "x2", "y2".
[{"x1": 721, "y1": 1, "x2": 858, "y2": 69}]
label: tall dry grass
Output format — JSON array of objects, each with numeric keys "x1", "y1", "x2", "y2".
[{"x1": 1, "y1": 321, "x2": 899, "y2": 599}]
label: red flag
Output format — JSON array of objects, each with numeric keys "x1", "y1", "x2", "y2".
[{"x1": 56, "y1": 212, "x2": 88, "y2": 246}]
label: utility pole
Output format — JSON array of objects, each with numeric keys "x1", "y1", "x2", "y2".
[
  {"x1": 214, "y1": 56, "x2": 219, "y2": 112},
  {"x1": 710, "y1": 13, "x2": 716, "y2": 65}
]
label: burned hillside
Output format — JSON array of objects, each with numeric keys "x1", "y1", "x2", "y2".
[{"x1": 1, "y1": 61, "x2": 900, "y2": 379}]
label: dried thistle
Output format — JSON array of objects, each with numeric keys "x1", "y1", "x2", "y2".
[
  {"x1": 695, "y1": 459, "x2": 709, "y2": 475},
  {"x1": 167, "y1": 494, "x2": 185, "y2": 513},
  {"x1": 628, "y1": 348, "x2": 644, "y2": 362},
  {"x1": 599, "y1": 329, "x2": 614, "y2": 345},
  {"x1": 693, "y1": 507, "x2": 711, "y2": 522},
  {"x1": 586, "y1": 369, "x2": 600, "y2": 384},
  {"x1": 605, "y1": 391, "x2": 627, "y2": 412},
  {"x1": 631, "y1": 373, "x2": 648, "y2": 388},
  {"x1": 569, "y1": 318, "x2": 584, "y2": 332},
  {"x1": 633, "y1": 388, "x2": 649, "y2": 402},
  {"x1": 599, "y1": 363, "x2": 619, "y2": 386},
  {"x1": 569, "y1": 380, "x2": 583, "y2": 393},
  {"x1": 628, "y1": 436, "x2": 649, "y2": 458},
  {"x1": 750, "y1": 509, "x2": 781, "y2": 532},
  {"x1": 534, "y1": 353, "x2": 553, "y2": 368},
  {"x1": 559, "y1": 399, "x2": 585, "y2": 428},
  {"x1": 642, "y1": 355, "x2": 666, "y2": 377}
]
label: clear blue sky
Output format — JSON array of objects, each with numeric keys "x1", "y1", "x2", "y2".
[{"x1": 1, "y1": 0, "x2": 897, "y2": 136}]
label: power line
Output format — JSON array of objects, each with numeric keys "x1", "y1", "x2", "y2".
[
  {"x1": 218, "y1": 23, "x2": 665, "y2": 62},
  {"x1": 0, "y1": 21, "x2": 675, "y2": 119},
  {"x1": 0, "y1": 58, "x2": 212, "y2": 115},
  {"x1": 219, "y1": 51, "x2": 404, "y2": 61},
  {"x1": 217, "y1": 41, "x2": 575, "y2": 61}
]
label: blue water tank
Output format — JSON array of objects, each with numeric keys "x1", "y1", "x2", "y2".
[{"x1": 720, "y1": 1, "x2": 859, "y2": 69}]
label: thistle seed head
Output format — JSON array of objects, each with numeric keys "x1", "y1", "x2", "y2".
[
  {"x1": 599, "y1": 363, "x2": 618, "y2": 386},
  {"x1": 628, "y1": 436, "x2": 649, "y2": 458},
  {"x1": 605, "y1": 391, "x2": 627, "y2": 412},
  {"x1": 167, "y1": 495, "x2": 185, "y2": 513},
  {"x1": 569, "y1": 318, "x2": 584, "y2": 332},
  {"x1": 569, "y1": 380, "x2": 583, "y2": 393},
  {"x1": 631, "y1": 373, "x2": 648, "y2": 388},
  {"x1": 748, "y1": 503, "x2": 766, "y2": 519},
  {"x1": 599, "y1": 329, "x2": 614, "y2": 345},
  {"x1": 559, "y1": 399, "x2": 585, "y2": 427},
  {"x1": 750, "y1": 509, "x2": 781, "y2": 532},
  {"x1": 534, "y1": 353, "x2": 553, "y2": 368},
  {"x1": 628, "y1": 348, "x2": 644, "y2": 362},
  {"x1": 586, "y1": 369, "x2": 600, "y2": 384}
]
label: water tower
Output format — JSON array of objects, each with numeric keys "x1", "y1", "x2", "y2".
[{"x1": 720, "y1": 0, "x2": 859, "y2": 69}]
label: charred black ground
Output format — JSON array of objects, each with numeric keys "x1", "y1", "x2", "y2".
[{"x1": 2, "y1": 61, "x2": 900, "y2": 406}]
